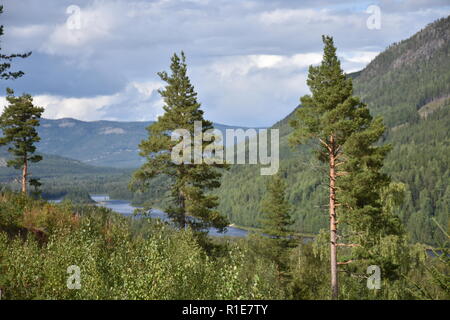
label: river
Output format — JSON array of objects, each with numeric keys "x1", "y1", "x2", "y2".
[{"x1": 90, "y1": 195, "x2": 250, "y2": 237}]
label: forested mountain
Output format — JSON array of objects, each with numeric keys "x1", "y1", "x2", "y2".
[
  {"x1": 217, "y1": 16, "x2": 450, "y2": 246},
  {"x1": 35, "y1": 118, "x2": 260, "y2": 168},
  {"x1": 0, "y1": 148, "x2": 121, "y2": 179}
]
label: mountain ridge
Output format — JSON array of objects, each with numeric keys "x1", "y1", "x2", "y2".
[{"x1": 35, "y1": 117, "x2": 263, "y2": 168}]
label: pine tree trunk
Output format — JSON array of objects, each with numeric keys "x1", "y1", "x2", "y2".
[
  {"x1": 21, "y1": 157, "x2": 27, "y2": 194},
  {"x1": 329, "y1": 135, "x2": 338, "y2": 299}
]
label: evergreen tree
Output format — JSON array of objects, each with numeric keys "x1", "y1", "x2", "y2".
[
  {"x1": 132, "y1": 52, "x2": 228, "y2": 234},
  {"x1": 260, "y1": 174, "x2": 293, "y2": 247},
  {"x1": 29, "y1": 177, "x2": 42, "y2": 199},
  {"x1": 259, "y1": 174, "x2": 294, "y2": 274},
  {"x1": 290, "y1": 36, "x2": 400, "y2": 299},
  {"x1": 0, "y1": 5, "x2": 31, "y2": 80},
  {"x1": 0, "y1": 89, "x2": 44, "y2": 193}
]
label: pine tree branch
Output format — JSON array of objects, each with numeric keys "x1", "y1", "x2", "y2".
[
  {"x1": 334, "y1": 145, "x2": 342, "y2": 157},
  {"x1": 337, "y1": 260, "x2": 355, "y2": 265},
  {"x1": 335, "y1": 152, "x2": 346, "y2": 160},
  {"x1": 338, "y1": 269, "x2": 368, "y2": 279},
  {"x1": 336, "y1": 243, "x2": 361, "y2": 247},
  {"x1": 319, "y1": 138, "x2": 331, "y2": 152}
]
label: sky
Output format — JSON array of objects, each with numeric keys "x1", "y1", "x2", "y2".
[{"x1": 0, "y1": 0, "x2": 449, "y2": 127}]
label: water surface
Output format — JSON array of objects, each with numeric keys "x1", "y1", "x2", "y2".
[{"x1": 91, "y1": 194, "x2": 249, "y2": 237}]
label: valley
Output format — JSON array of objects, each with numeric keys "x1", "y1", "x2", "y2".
[{"x1": 0, "y1": 3, "x2": 448, "y2": 301}]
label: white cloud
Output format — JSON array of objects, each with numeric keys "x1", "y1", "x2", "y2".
[
  {"x1": 0, "y1": 97, "x2": 7, "y2": 114},
  {"x1": 193, "y1": 54, "x2": 317, "y2": 126},
  {"x1": 259, "y1": 8, "x2": 362, "y2": 26},
  {"x1": 209, "y1": 53, "x2": 322, "y2": 79},
  {"x1": 0, "y1": 81, "x2": 164, "y2": 121},
  {"x1": 41, "y1": 2, "x2": 122, "y2": 56},
  {"x1": 341, "y1": 51, "x2": 379, "y2": 64},
  {"x1": 340, "y1": 50, "x2": 380, "y2": 72},
  {"x1": 35, "y1": 95, "x2": 116, "y2": 120},
  {"x1": 9, "y1": 25, "x2": 49, "y2": 38},
  {"x1": 2, "y1": 0, "x2": 449, "y2": 126},
  {"x1": 193, "y1": 50, "x2": 383, "y2": 125}
]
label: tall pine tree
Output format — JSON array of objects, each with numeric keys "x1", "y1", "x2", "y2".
[
  {"x1": 0, "y1": 89, "x2": 44, "y2": 193},
  {"x1": 290, "y1": 36, "x2": 400, "y2": 299},
  {"x1": 132, "y1": 52, "x2": 228, "y2": 234}
]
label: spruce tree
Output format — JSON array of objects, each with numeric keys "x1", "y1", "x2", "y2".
[
  {"x1": 290, "y1": 36, "x2": 399, "y2": 299},
  {"x1": 0, "y1": 89, "x2": 44, "y2": 193},
  {"x1": 132, "y1": 52, "x2": 228, "y2": 234},
  {"x1": 0, "y1": 5, "x2": 31, "y2": 80},
  {"x1": 259, "y1": 174, "x2": 294, "y2": 274}
]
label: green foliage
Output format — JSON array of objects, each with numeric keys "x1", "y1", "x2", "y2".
[
  {"x1": 258, "y1": 174, "x2": 294, "y2": 273},
  {"x1": 0, "y1": 89, "x2": 44, "y2": 193},
  {"x1": 260, "y1": 174, "x2": 293, "y2": 240},
  {"x1": 0, "y1": 192, "x2": 283, "y2": 299},
  {"x1": 290, "y1": 36, "x2": 403, "y2": 284},
  {"x1": 405, "y1": 218, "x2": 450, "y2": 300},
  {"x1": 0, "y1": 89, "x2": 44, "y2": 168},
  {"x1": 353, "y1": 16, "x2": 450, "y2": 128},
  {"x1": 385, "y1": 105, "x2": 450, "y2": 246},
  {"x1": 0, "y1": 150, "x2": 124, "y2": 183},
  {"x1": 288, "y1": 229, "x2": 427, "y2": 300},
  {"x1": 62, "y1": 189, "x2": 96, "y2": 204},
  {"x1": 0, "y1": 192, "x2": 447, "y2": 300}
]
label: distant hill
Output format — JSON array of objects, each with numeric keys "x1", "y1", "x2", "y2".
[
  {"x1": 36, "y1": 118, "x2": 261, "y2": 168},
  {"x1": 216, "y1": 15, "x2": 450, "y2": 246},
  {"x1": 0, "y1": 148, "x2": 122, "y2": 182}
]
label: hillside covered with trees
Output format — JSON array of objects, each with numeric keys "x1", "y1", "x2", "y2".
[{"x1": 217, "y1": 16, "x2": 450, "y2": 247}]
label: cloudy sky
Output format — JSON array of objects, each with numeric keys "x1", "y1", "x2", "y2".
[{"x1": 1, "y1": 0, "x2": 449, "y2": 126}]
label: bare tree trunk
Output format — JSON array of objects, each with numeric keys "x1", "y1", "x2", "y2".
[
  {"x1": 329, "y1": 135, "x2": 338, "y2": 299},
  {"x1": 21, "y1": 157, "x2": 27, "y2": 194}
]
